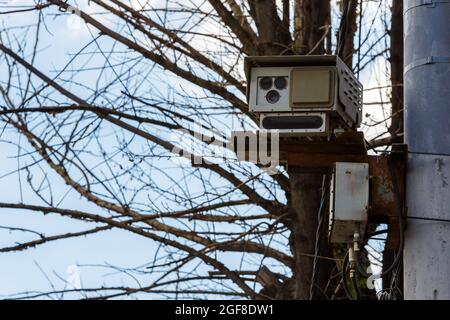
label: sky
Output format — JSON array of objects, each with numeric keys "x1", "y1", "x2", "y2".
[{"x1": 0, "y1": 0, "x2": 391, "y2": 298}]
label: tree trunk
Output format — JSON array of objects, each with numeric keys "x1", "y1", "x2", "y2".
[
  {"x1": 254, "y1": 0, "x2": 368, "y2": 299},
  {"x1": 293, "y1": 0, "x2": 331, "y2": 55},
  {"x1": 337, "y1": 0, "x2": 358, "y2": 68},
  {"x1": 280, "y1": 0, "x2": 334, "y2": 300},
  {"x1": 248, "y1": 0, "x2": 291, "y2": 55},
  {"x1": 383, "y1": 0, "x2": 404, "y2": 297},
  {"x1": 288, "y1": 169, "x2": 333, "y2": 299},
  {"x1": 389, "y1": 0, "x2": 404, "y2": 137}
]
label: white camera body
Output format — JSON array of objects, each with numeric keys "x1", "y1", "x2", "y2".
[{"x1": 244, "y1": 55, "x2": 363, "y2": 135}]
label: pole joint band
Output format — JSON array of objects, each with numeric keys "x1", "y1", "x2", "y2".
[
  {"x1": 404, "y1": 56, "x2": 450, "y2": 74},
  {"x1": 404, "y1": 0, "x2": 450, "y2": 14}
]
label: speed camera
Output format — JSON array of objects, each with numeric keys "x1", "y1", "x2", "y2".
[{"x1": 244, "y1": 55, "x2": 363, "y2": 135}]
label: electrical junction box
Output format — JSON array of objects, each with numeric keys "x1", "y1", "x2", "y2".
[
  {"x1": 244, "y1": 55, "x2": 363, "y2": 135},
  {"x1": 329, "y1": 162, "x2": 369, "y2": 244}
]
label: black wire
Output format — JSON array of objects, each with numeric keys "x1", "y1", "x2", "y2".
[
  {"x1": 336, "y1": 0, "x2": 352, "y2": 58},
  {"x1": 367, "y1": 229, "x2": 388, "y2": 238},
  {"x1": 341, "y1": 252, "x2": 354, "y2": 300},
  {"x1": 309, "y1": 175, "x2": 329, "y2": 299},
  {"x1": 355, "y1": 158, "x2": 405, "y2": 278},
  {"x1": 350, "y1": 273, "x2": 361, "y2": 300},
  {"x1": 407, "y1": 216, "x2": 450, "y2": 223}
]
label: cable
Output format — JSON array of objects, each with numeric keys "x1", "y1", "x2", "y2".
[
  {"x1": 336, "y1": 0, "x2": 352, "y2": 59},
  {"x1": 350, "y1": 270, "x2": 361, "y2": 300},
  {"x1": 309, "y1": 175, "x2": 329, "y2": 300},
  {"x1": 348, "y1": 246, "x2": 363, "y2": 300},
  {"x1": 407, "y1": 216, "x2": 450, "y2": 223},
  {"x1": 341, "y1": 251, "x2": 354, "y2": 300},
  {"x1": 355, "y1": 157, "x2": 405, "y2": 278},
  {"x1": 340, "y1": 248, "x2": 364, "y2": 300},
  {"x1": 367, "y1": 229, "x2": 388, "y2": 238}
]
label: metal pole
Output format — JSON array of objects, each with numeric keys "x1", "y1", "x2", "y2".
[{"x1": 403, "y1": 0, "x2": 450, "y2": 299}]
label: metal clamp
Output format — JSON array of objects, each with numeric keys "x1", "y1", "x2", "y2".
[
  {"x1": 404, "y1": 0, "x2": 450, "y2": 13},
  {"x1": 404, "y1": 56, "x2": 450, "y2": 74}
]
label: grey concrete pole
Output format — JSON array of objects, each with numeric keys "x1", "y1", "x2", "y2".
[{"x1": 403, "y1": 0, "x2": 450, "y2": 299}]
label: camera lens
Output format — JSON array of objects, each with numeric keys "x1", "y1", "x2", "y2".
[
  {"x1": 266, "y1": 90, "x2": 280, "y2": 104},
  {"x1": 274, "y1": 77, "x2": 287, "y2": 90},
  {"x1": 259, "y1": 77, "x2": 273, "y2": 90}
]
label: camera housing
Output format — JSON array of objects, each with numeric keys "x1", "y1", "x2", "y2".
[{"x1": 245, "y1": 55, "x2": 363, "y2": 135}]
